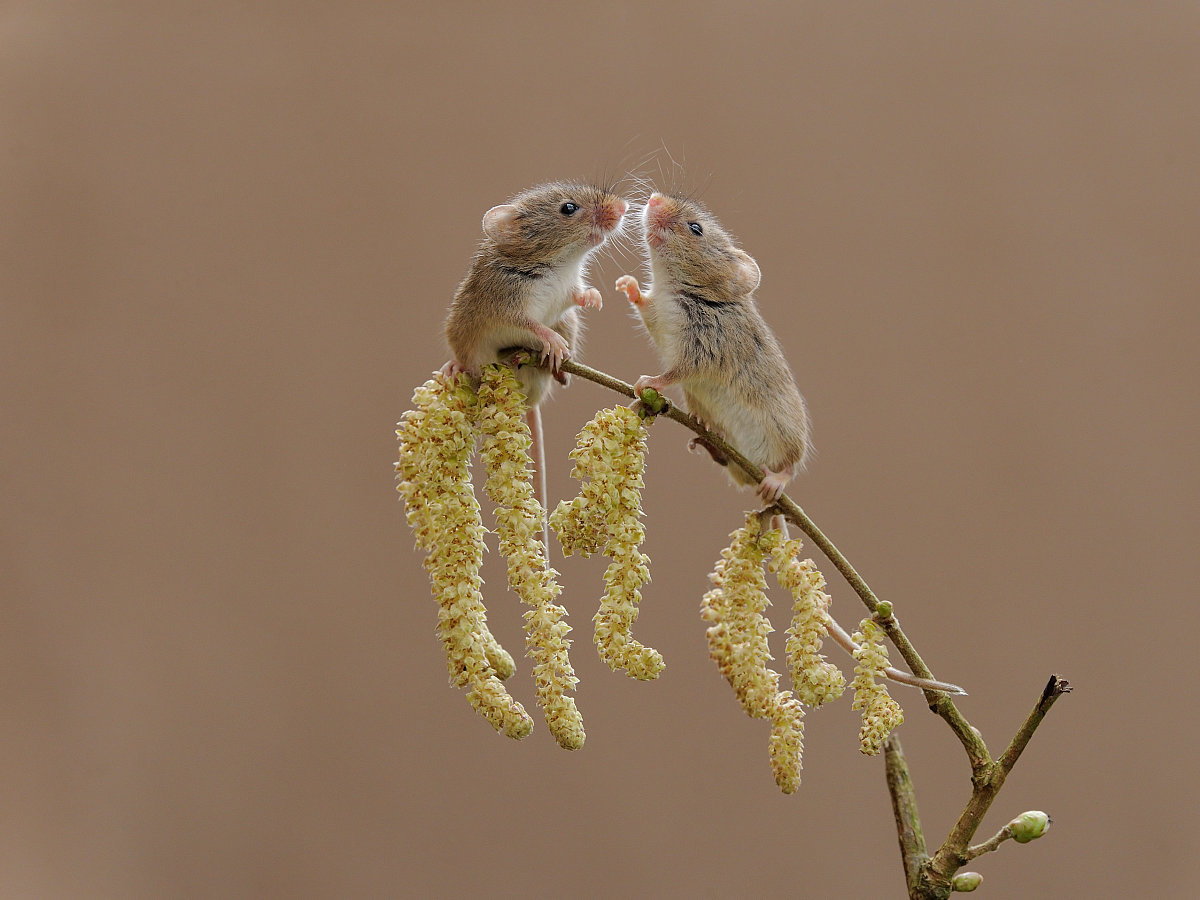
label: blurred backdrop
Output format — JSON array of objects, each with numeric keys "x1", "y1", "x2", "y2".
[{"x1": 3, "y1": 3, "x2": 1197, "y2": 896}]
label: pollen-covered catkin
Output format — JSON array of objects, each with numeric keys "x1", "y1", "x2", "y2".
[
  {"x1": 701, "y1": 515, "x2": 780, "y2": 717},
  {"x1": 702, "y1": 515, "x2": 807, "y2": 791},
  {"x1": 477, "y1": 365, "x2": 585, "y2": 750},
  {"x1": 395, "y1": 372, "x2": 531, "y2": 739},
  {"x1": 851, "y1": 617, "x2": 905, "y2": 755},
  {"x1": 765, "y1": 535, "x2": 847, "y2": 709},
  {"x1": 551, "y1": 406, "x2": 664, "y2": 681},
  {"x1": 769, "y1": 694, "x2": 805, "y2": 794}
]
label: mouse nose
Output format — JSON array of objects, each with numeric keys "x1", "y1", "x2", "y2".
[
  {"x1": 647, "y1": 193, "x2": 664, "y2": 208},
  {"x1": 614, "y1": 199, "x2": 628, "y2": 217}
]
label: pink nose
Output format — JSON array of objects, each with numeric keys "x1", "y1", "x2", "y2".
[
  {"x1": 647, "y1": 194, "x2": 663, "y2": 207},
  {"x1": 614, "y1": 199, "x2": 628, "y2": 217}
]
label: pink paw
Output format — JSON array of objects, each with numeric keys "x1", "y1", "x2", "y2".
[
  {"x1": 573, "y1": 287, "x2": 603, "y2": 310},
  {"x1": 615, "y1": 275, "x2": 645, "y2": 307},
  {"x1": 440, "y1": 359, "x2": 467, "y2": 378},
  {"x1": 634, "y1": 374, "x2": 667, "y2": 395},
  {"x1": 756, "y1": 469, "x2": 792, "y2": 503}
]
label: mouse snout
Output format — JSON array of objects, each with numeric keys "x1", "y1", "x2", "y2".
[
  {"x1": 644, "y1": 195, "x2": 676, "y2": 235},
  {"x1": 594, "y1": 197, "x2": 626, "y2": 232}
]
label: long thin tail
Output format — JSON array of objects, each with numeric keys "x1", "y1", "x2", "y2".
[{"x1": 527, "y1": 406, "x2": 550, "y2": 555}]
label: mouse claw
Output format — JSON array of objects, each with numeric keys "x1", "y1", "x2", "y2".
[
  {"x1": 440, "y1": 359, "x2": 467, "y2": 379},
  {"x1": 541, "y1": 329, "x2": 571, "y2": 373},
  {"x1": 615, "y1": 275, "x2": 645, "y2": 307},
  {"x1": 573, "y1": 287, "x2": 603, "y2": 311}
]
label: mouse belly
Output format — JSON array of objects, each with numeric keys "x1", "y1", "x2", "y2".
[{"x1": 684, "y1": 383, "x2": 798, "y2": 486}]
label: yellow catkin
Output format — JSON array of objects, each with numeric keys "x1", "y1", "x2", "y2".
[
  {"x1": 851, "y1": 617, "x2": 905, "y2": 755},
  {"x1": 395, "y1": 372, "x2": 531, "y2": 739},
  {"x1": 765, "y1": 534, "x2": 847, "y2": 709},
  {"x1": 769, "y1": 694, "x2": 806, "y2": 794},
  {"x1": 701, "y1": 516, "x2": 779, "y2": 717},
  {"x1": 702, "y1": 515, "x2": 804, "y2": 791},
  {"x1": 477, "y1": 366, "x2": 585, "y2": 750},
  {"x1": 551, "y1": 406, "x2": 664, "y2": 681}
]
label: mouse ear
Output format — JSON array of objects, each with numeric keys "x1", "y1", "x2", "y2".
[
  {"x1": 731, "y1": 249, "x2": 762, "y2": 294},
  {"x1": 482, "y1": 204, "x2": 519, "y2": 243}
]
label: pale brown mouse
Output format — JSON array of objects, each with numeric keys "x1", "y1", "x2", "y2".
[
  {"x1": 617, "y1": 196, "x2": 965, "y2": 695},
  {"x1": 442, "y1": 181, "x2": 628, "y2": 525},
  {"x1": 615, "y1": 191, "x2": 811, "y2": 503}
]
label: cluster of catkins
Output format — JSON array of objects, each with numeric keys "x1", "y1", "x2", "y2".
[
  {"x1": 396, "y1": 367, "x2": 582, "y2": 749},
  {"x1": 701, "y1": 514, "x2": 903, "y2": 792},
  {"x1": 549, "y1": 405, "x2": 664, "y2": 681},
  {"x1": 396, "y1": 365, "x2": 904, "y2": 790}
]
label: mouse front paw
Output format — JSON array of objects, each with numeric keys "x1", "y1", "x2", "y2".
[
  {"x1": 572, "y1": 287, "x2": 603, "y2": 311},
  {"x1": 440, "y1": 359, "x2": 467, "y2": 379},
  {"x1": 615, "y1": 275, "x2": 645, "y2": 307}
]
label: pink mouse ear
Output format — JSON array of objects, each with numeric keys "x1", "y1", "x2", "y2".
[
  {"x1": 482, "y1": 204, "x2": 519, "y2": 242},
  {"x1": 731, "y1": 249, "x2": 762, "y2": 294}
]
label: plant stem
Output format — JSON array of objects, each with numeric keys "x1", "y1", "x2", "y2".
[
  {"x1": 923, "y1": 676, "x2": 1072, "y2": 888},
  {"x1": 964, "y1": 825, "x2": 1013, "y2": 861},
  {"x1": 885, "y1": 735, "x2": 927, "y2": 896}
]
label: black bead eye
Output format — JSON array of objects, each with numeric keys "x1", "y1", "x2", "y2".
[
  {"x1": 561, "y1": 202, "x2": 579, "y2": 216},
  {"x1": 688, "y1": 221, "x2": 703, "y2": 236}
]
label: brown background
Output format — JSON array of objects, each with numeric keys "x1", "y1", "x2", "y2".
[{"x1": 3, "y1": 3, "x2": 1197, "y2": 897}]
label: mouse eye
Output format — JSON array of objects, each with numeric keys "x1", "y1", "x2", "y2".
[
  {"x1": 560, "y1": 202, "x2": 580, "y2": 216},
  {"x1": 688, "y1": 221, "x2": 703, "y2": 236}
]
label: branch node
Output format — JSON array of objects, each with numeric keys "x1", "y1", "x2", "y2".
[{"x1": 636, "y1": 387, "x2": 670, "y2": 416}]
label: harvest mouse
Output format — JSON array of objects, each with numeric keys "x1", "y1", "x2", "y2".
[
  {"x1": 442, "y1": 181, "x2": 628, "y2": 529},
  {"x1": 615, "y1": 191, "x2": 810, "y2": 503},
  {"x1": 616, "y1": 191, "x2": 964, "y2": 697}
]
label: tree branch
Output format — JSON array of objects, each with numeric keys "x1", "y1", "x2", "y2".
[
  {"x1": 885, "y1": 735, "x2": 927, "y2": 895},
  {"x1": 963, "y1": 824, "x2": 1013, "y2": 862},
  {"x1": 924, "y1": 676, "x2": 1071, "y2": 888}
]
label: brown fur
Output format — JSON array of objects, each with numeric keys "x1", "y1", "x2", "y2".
[
  {"x1": 620, "y1": 191, "x2": 811, "y2": 495},
  {"x1": 444, "y1": 181, "x2": 626, "y2": 405}
]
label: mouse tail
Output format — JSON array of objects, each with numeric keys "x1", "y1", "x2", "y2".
[{"x1": 527, "y1": 405, "x2": 550, "y2": 555}]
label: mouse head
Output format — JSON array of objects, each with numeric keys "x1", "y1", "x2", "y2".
[
  {"x1": 481, "y1": 181, "x2": 628, "y2": 266},
  {"x1": 641, "y1": 192, "x2": 761, "y2": 301}
]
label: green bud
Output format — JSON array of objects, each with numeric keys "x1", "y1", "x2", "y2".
[
  {"x1": 952, "y1": 872, "x2": 983, "y2": 892},
  {"x1": 1009, "y1": 810, "x2": 1051, "y2": 843},
  {"x1": 874, "y1": 600, "x2": 894, "y2": 619},
  {"x1": 637, "y1": 387, "x2": 669, "y2": 415}
]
